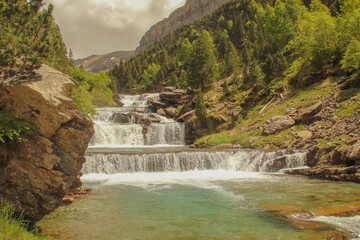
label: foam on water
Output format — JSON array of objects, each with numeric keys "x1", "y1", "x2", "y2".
[
  {"x1": 312, "y1": 216, "x2": 360, "y2": 238},
  {"x1": 82, "y1": 170, "x2": 271, "y2": 189}
]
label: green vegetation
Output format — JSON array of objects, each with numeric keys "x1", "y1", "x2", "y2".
[
  {"x1": 0, "y1": 113, "x2": 34, "y2": 144},
  {"x1": 337, "y1": 89, "x2": 360, "y2": 117},
  {"x1": 0, "y1": 200, "x2": 49, "y2": 240},
  {"x1": 70, "y1": 69, "x2": 116, "y2": 115},
  {"x1": 0, "y1": 113, "x2": 35, "y2": 168}
]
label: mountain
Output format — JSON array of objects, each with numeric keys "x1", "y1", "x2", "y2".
[
  {"x1": 74, "y1": 50, "x2": 135, "y2": 73},
  {"x1": 135, "y1": 0, "x2": 232, "y2": 54}
]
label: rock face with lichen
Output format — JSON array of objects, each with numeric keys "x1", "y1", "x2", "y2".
[{"x1": 0, "y1": 65, "x2": 94, "y2": 221}]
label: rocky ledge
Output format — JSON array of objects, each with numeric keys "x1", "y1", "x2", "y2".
[{"x1": 0, "y1": 65, "x2": 94, "y2": 221}]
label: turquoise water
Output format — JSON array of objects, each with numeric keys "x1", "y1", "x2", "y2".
[{"x1": 39, "y1": 171, "x2": 360, "y2": 240}]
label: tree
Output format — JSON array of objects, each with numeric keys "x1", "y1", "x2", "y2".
[
  {"x1": 140, "y1": 64, "x2": 161, "y2": 91},
  {"x1": 195, "y1": 93, "x2": 207, "y2": 120},
  {"x1": 286, "y1": 0, "x2": 338, "y2": 82},
  {"x1": 341, "y1": 39, "x2": 360, "y2": 71},
  {"x1": 0, "y1": 0, "x2": 71, "y2": 83},
  {"x1": 188, "y1": 30, "x2": 219, "y2": 90}
]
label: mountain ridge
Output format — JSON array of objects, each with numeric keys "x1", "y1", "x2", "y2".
[
  {"x1": 135, "y1": 0, "x2": 232, "y2": 54},
  {"x1": 74, "y1": 50, "x2": 134, "y2": 73}
]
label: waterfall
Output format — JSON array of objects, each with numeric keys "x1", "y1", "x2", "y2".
[
  {"x1": 83, "y1": 150, "x2": 307, "y2": 174},
  {"x1": 86, "y1": 93, "x2": 308, "y2": 176},
  {"x1": 89, "y1": 94, "x2": 186, "y2": 147}
]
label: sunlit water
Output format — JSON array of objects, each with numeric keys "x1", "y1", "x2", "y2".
[{"x1": 39, "y1": 171, "x2": 360, "y2": 240}]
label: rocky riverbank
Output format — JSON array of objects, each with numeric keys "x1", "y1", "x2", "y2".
[{"x1": 149, "y1": 75, "x2": 360, "y2": 183}]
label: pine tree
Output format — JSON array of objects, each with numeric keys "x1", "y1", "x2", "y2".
[
  {"x1": 195, "y1": 93, "x2": 207, "y2": 120},
  {"x1": 188, "y1": 30, "x2": 219, "y2": 91}
]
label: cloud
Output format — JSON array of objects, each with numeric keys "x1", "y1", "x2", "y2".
[{"x1": 45, "y1": 0, "x2": 185, "y2": 58}]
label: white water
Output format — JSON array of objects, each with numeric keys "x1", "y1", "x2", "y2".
[
  {"x1": 89, "y1": 94, "x2": 186, "y2": 147},
  {"x1": 313, "y1": 216, "x2": 360, "y2": 238},
  {"x1": 83, "y1": 150, "x2": 307, "y2": 174}
]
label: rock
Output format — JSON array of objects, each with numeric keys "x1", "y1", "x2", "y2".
[
  {"x1": 0, "y1": 65, "x2": 94, "y2": 221},
  {"x1": 147, "y1": 117, "x2": 161, "y2": 123},
  {"x1": 139, "y1": 116, "x2": 161, "y2": 125},
  {"x1": 219, "y1": 114, "x2": 229, "y2": 122},
  {"x1": 61, "y1": 197, "x2": 74, "y2": 205},
  {"x1": 347, "y1": 142, "x2": 360, "y2": 161},
  {"x1": 173, "y1": 89, "x2": 186, "y2": 95},
  {"x1": 213, "y1": 103, "x2": 226, "y2": 112},
  {"x1": 165, "y1": 106, "x2": 177, "y2": 117},
  {"x1": 177, "y1": 110, "x2": 195, "y2": 122},
  {"x1": 301, "y1": 231, "x2": 349, "y2": 240},
  {"x1": 296, "y1": 102, "x2": 323, "y2": 124},
  {"x1": 313, "y1": 201, "x2": 360, "y2": 217},
  {"x1": 160, "y1": 91, "x2": 188, "y2": 105},
  {"x1": 297, "y1": 131, "x2": 313, "y2": 139},
  {"x1": 157, "y1": 108, "x2": 166, "y2": 116},
  {"x1": 109, "y1": 112, "x2": 132, "y2": 123},
  {"x1": 213, "y1": 144, "x2": 233, "y2": 149},
  {"x1": 164, "y1": 86, "x2": 176, "y2": 92},
  {"x1": 147, "y1": 97, "x2": 167, "y2": 110},
  {"x1": 115, "y1": 95, "x2": 124, "y2": 107},
  {"x1": 285, "y1": 107, "x2": 297, "y2": 115},
  {"x1": 263, "y1": 115, "x2": 295, "y2": 135}
]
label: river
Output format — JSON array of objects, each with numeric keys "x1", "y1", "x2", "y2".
[{"x1": 39, "y1": 94, "x2": 360, "y2": 240}]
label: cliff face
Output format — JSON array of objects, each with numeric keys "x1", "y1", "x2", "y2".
[
  {"x1": 0, "y1": 65, "x2": 94, "y2": 221},
  {"x1": 135, "y1": 0, "x2": 232, "y2": 54}
]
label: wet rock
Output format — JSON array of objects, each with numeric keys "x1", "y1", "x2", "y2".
[
  {"x1": 0, "y1": 65, "x2": 94, "y2": 221},
  {"x1": 258, "y1": 203, "x2": 313, "y2": 221},
  {"x1": 296, "y1": 102, "x2": 323, "y2": 124},
  {"x1": 313, "y1": 201, "x2": 360, "y2": 217},
  {"x1": 115, "y1": 95, "x2": 124, "y2": 107},
  {"x1": 165, "y1": 106, "x2": 177, "y2": 117},
  {"x1": 109, "y1": 112, "x2": 132, "y2": 123},
  {"x1": 157, "y1": 108, "x2": 166, "y2": 116},
  {"x1": 160, "y1": 91, "x2": 188, "y2": 105},
  {"x1": 301, "y1": 231, "x2": 349, "y2": 240},
  {"x1": 285, "y1": 166, "x2": 360, "y2": 183},
  {"x1": 147, "y1": 97, "x2": 167, "y2": 109},
  {"x1": 263, "y1": 115, "x2": 295, "y2": 135}
]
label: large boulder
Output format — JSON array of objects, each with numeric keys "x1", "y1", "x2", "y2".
[
  {"x1": 263, "y1": 115, "x2": 295, "y2": 135},
  {"x1": 0, "y1": 65, "x2": 94, "y2": 221},
  {"x1": 296, "y1": 102, "x2": 323, "y2": 124},
  {"x1": 160, "y1": 91, "x2": 187, "y2": 105}
]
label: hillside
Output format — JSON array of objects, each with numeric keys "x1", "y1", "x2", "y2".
[
  {"x1": 74, "y1": 50, "x2": 134, "y2": 73},
  {"x1": 135, "y1": 0, "x2": 232, "y2": 54}
]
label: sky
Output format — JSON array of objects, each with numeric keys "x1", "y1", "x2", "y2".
[{"x1": 45, "y1": 0, "x2": 186, "y2": 59}]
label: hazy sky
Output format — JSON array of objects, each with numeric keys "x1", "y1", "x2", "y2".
[{"x1": 45, "y1": 0, "x2": 186, "y2": 59}]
